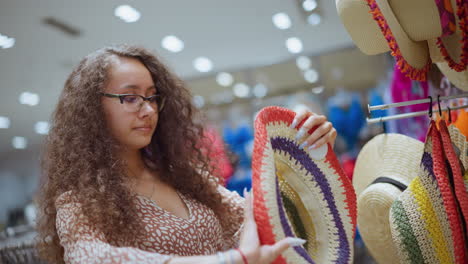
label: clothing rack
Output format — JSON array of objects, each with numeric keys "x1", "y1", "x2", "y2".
[{"x1": 366, "y1": 93, "x2": 468, "y2": 124}]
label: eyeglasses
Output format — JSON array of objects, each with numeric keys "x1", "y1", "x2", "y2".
[{"x1": 101, "y1": 93, "x2": 166, "y2": 113}]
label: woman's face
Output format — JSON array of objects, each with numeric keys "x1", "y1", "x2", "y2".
[{"x1": 101, "y1": 56, "x2": 159, "y2": 151}]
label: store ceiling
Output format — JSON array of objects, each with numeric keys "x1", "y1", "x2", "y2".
[{"x1": 0, "y1": 0, "x2": 361, "y2": 162}]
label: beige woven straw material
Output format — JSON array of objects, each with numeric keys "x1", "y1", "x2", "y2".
[{"x1": 353, "y1": 134, "x2": 423, "y2": 264}]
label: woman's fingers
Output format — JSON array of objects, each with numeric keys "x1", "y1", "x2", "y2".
[
  {"x1": 260, "y1": 237, "x2": 306, "y2": 263},
  {"x1": 241, "y1": 189, "x2": 259, "y2": 245},
  {"x1": 290, "y1": 109, "x2": 312, "y2": 129},
  {"x1": 295, "y1": 115, "x2": 327, "y2": 143},
  {"x1": 301, "y1": 121, "x2": 334, "y2": 149}
]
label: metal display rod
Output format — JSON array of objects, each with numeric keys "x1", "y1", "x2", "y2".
[
  {"x1": 367, "y1": 93, "x2": 468, "y2": 112},
  {"x1": 367, "y1": 104, "x2": 468, "y2": 124}
]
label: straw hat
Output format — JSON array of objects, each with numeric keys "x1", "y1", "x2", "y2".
[
  {"x1": 336, "y1": 0, "x2": 452, "y2": 80},
  {"x1": 389, "y1": 121, "x2": 467, "y2": 264},
  {"x1": 427, "y1": 0, "x2": 468, "y2": 91},
  {"x1": 251, "y1": 106, "x2": 357, "y2": 264},
  {"x1": 440, "y1": 122, "x2": 468, "y2": 234},
  {"x1": 353, "y1": 133, "x2": 423, "y2": 264}
]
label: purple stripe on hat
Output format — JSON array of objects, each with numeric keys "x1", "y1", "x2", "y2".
[
  {"x1": 271, "y1": 137, "x2": 350, "y2": 264},
  {"x1": 422, "y1": 152, "x2": 436, "y2": 181},
  {"x1": 275, "y1": 176, "x2": 316, "y2": 264}
]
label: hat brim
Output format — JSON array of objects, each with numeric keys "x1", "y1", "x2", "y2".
[
  {"x1": 337, "y1": 0, "x2": 432, "y2": 80},
  {"x1": 353, "y1": 133, "x2": 423, "y2": 263},
  {"x1": 252, "y1": 106, "x2": 357, "y2": 264}
]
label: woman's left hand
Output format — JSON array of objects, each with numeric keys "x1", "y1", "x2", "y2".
[{"x1": 290, "y1": 109, "x2": 337, "y2": 150}]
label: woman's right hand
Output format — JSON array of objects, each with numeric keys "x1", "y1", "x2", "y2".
[{"x1": 238, "y1": 189, "x2": 306, "y2": 264}]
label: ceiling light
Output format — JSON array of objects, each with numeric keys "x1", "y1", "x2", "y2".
[
  {"x1": 307, "y1": 13, "x2": 322, "y2": 25},
  {"x1": 19, "y1": 92, "x2": 40, "y2": 106},
  {"x1": 193, "y1": 57, "x2": 213, "y2": 73},
  {"x1": 192, "y1": 95, "x2": 205, "y2": 109},
  {"x1": 114, "y1": 5, "x2": 141, "y2": 23},
  {"x1": 312, "y1": 86, "x2": 324, "y2": 94},
  {"x1": 161, "y1": 35, "x2": 184, "y2": 53},
  {"x1": 216, "y1": 72, "x2": 234, "y2": 87},
  {"x1": 35, "y1": 121, "x2": 50, "y2": 135},
  {"x1": 286, "y1": 37, "x2": 303, "y2": 54},
  {"x1": 304, "y1": 69, "x2": 319, "y2": 83},
  {"x1": 12, "y1": 136, "x2": 27, "y2": 149},
  {"x1": 253, "y1": 83, "x2": 268, "y2": 98},
  {"x1": 272, "y1": 13, "x2": 292, "y2": 30},
  {"x1": 0, "y1": 34, "x2": 15, "y2": 49},
  {"x1": 0, "y1": 116, "x2": 10, "y2": 129},
  {"x1": 296, "y1": 56, "x2": 312, "y2": 70},
  {"x1": 302, "y1": 0, "x2": 318, "y2": 11},
  {"x1": 233, "y1": 83, "x2": 250, "y2": 98}
]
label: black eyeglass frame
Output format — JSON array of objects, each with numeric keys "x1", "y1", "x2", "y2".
[{"x1": 100, "y1": 92, "x2": 166, "y2": 112}]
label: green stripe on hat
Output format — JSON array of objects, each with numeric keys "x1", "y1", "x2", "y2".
[{"x1": 391, "y1": 199, "x2": 425, "y2": 263}]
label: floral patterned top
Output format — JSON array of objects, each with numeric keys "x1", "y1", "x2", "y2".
[{"x1": 55, "y1": 186, "x2": 245, "y2": 264}]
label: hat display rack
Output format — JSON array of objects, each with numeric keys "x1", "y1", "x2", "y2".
[{"x1": 366, "y1": 93, "x2": 468, "y2": 123}]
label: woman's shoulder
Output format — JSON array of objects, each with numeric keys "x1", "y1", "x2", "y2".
[{"x1": 55, "y1": 190, "x2": 80, "y2": 209}]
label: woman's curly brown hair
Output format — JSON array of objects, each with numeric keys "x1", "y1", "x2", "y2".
[{"x1": 35, "y1": 44, "x2": 227, "y2": 263}]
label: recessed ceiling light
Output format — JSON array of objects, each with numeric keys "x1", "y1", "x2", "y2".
[
  {"x1": 307, "y1": 13, "x2": 322, "y2": 25},
  {"x1": 253, "y1": 83, "x2": 268, "y2": 98},
  {"x1": 233, "y1": 83, "x2": 250, "y2": 98},
  {"x1": 19, "y1": 92, "x2": 40, "y2": 106},
  {"x1": 303, "y1": 0, "x2": 318, "y2": 12},
  {"x1": 286, "y1": 37, "x2": 303, "y2": 54},
  {"x1": 216, "y1": 72, "x2": 234, "y2": 87},
  {"x1": 296, "y1": 56, "x2": 312, "y2": 70},
  {"x1": 272, "y1": 13, "x2": 291, "y2": 30},
  {"x1": 0, "y1": 33, "x2": 15, "y2": 49},
  {"x1": 0, "y1": 116, "x2": 10, "y2": 129},
  {"x1": 192, "y1": 95, "x2": 205, "y2": 109},
  {"x1": 193, "y1": 57, "x2": 213, "y2": 73},
  {"x1": 312, "y1": 86, "x2": 325, "y2": 94},
  {"x1": 35, "y1": 121, "x2": 50, "y2": 135},
  {"x1": 12, "y1": 136, "x2": 27, "y2": 149},
  {"x1": 304, "y1": 69, "x2": 319, "y2": 83},
  {"x1": 161, "y1": 35, "x2": 184, "y2": 53},
  {"x1": 114, "y1": 5, "x2": 141, "y2": 23}
]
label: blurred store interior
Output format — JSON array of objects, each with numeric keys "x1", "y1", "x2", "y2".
[{"x1": 1, "y1": 0, "x2": 467, "y2": 263}]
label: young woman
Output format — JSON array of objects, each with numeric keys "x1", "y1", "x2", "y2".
[{"x1": 36, "y1": 45, "x2": 337, "y2": 264}]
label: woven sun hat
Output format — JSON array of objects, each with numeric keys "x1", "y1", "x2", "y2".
[
  {"x1": 352, "y1": 133, "x2": 423, "y2": 264},
  {"x1": 251, "y1": 106, "x2": 357, "y2": 264},
  {"x1": 446, "y1": 123, "x2": 468, "y2": 199},
  {"x1": 336, "y1": 0, "x2": 456, "y2": 81},
  {"x1": 389, "y1": 120, "x2": 467, "y2": 264},
  {"x1": 439, "y1": 121, "x2": 468, "y2": 234},
  {"x1": 427, "y1": 0, "x2": 468, "y2": 90}
]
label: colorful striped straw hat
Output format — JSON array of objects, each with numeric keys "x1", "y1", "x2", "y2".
[
  {"x1": 389, "y1": 121, "x2": 467, "y2": 264},
  {"x1": 450, "y1": 122, "x2": 468, "y2": 192},
  {"x1": 439, "y1": 121, "x2": 468, "y2": 232},
  {"x1": 251, "y1": 106, "x2": 357, "y2": 264},
  {"x1": 353, "y1": 133, "x2": 423, "y2": 264}
]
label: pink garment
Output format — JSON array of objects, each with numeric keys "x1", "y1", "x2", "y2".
[
  {"x1": 55, "y1": 186, "x2": 245, "y2": 264},
  {"x1": 202, "y1": 127, "x2": 234, "y2": 186},
  {"x1": 390, "y1": 63, "x2": 430, "y2": 141}
]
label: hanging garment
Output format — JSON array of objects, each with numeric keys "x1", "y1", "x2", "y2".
[
  {"x1": 388, "y1": 64, "x2": 430, "y2": 141},
  {"x1": 454, "y1": 109, "x2": 468, "y2": 137},
  {"x1": 328, "y1": 94, "x2": 365, "y2": 150}
]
